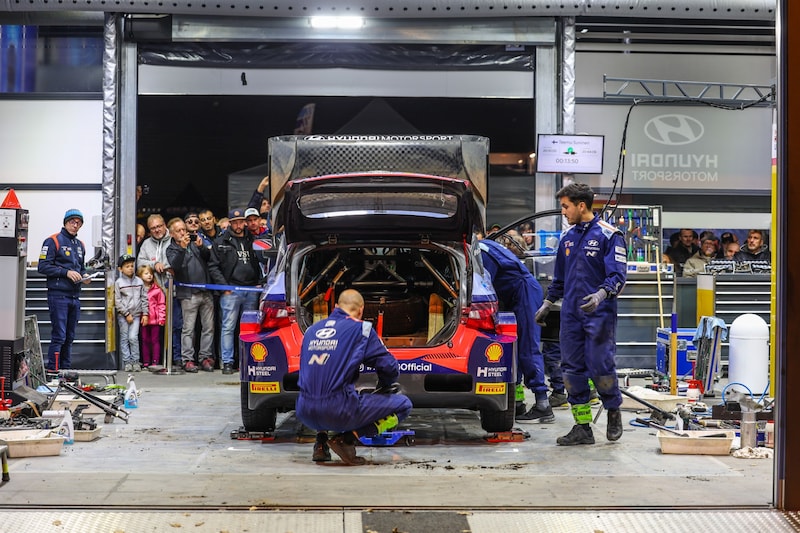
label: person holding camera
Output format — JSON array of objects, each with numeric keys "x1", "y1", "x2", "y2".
[
  {"x1": 166, "y1": 217, "x2": 215, "y2": 373},
  {"x1": 208, "y1": 208, "x2": 263, "y2": 375}
]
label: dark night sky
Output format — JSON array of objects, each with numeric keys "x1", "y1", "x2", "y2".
[{"x1": 137, "y1": 95, "x2": 535, "y2": 219}]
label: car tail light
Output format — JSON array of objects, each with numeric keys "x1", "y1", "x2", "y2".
[
  {"x1": 261, "y1": 300, "x2": 291, "y2": 329},
  {"x1": 239, "y1": 310, "x2": 262, "y2": 335},
  {"x1": 464, "y1": 301, "x2": 498, "y2": 331}
]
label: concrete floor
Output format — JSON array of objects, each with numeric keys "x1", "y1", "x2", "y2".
[{"x1": 0, "y1": 369, "x2": 785, "y2": 532}]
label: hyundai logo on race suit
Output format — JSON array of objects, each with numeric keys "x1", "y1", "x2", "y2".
[
  {"x1": 588, "y1": 240, "x2": 599, "y2": 247},
  {"x1": 315, "y1": 328, "x2": 337, "y2": 339},
  {"x1": 644, "y1": 114, "x2": 704, "y2": 146}
]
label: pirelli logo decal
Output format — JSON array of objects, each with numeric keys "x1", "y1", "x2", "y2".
[
  {"x1": 250, "y1": 382, "x2": 280, "y2": 394},
  {"x1": 475, "y1": 382, "x2": 506, "y2": 395}
]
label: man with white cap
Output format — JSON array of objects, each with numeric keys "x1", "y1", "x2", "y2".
[
  {"x1": 38, "y1": 209, "x2": 90, "y2": 371},
  {"x1": 244, "y1": 207, "x2": 269, "y2": 238}
]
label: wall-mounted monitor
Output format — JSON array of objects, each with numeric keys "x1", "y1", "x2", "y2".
[{"x1": 535, "y1": 134, "x2": 605, "y2": 174}]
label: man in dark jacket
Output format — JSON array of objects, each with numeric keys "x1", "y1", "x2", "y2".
[
  {"x1": 166, "y1": 217, "x2": 215, "y2": 373},
  {"x1": 208, "y1": 208, "x2": 263, "y2": 374},
  {"x1": 37, "y1": 209, "x2": 90, "y2": 371},
  {"x1": 734, "y1": 229, "x2": 771, "y2": 263}
]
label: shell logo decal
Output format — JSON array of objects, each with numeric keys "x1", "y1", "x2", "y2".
[
  {"x1": 250, "y1": 342, "x2": 268, "y2": 362},
  {"x1": 485, "y1": 343, "x2": 503, "y2": 363}
]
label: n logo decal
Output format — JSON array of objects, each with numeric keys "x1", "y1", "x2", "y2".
[{"x1": 308, "y1": 353, "x2": 331, "y2": 365}]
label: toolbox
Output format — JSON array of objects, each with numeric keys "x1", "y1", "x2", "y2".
[{"x1": 656, "y1": 328, "x2": 696, "y2": 378}]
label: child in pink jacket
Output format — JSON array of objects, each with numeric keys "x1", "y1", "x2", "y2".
[{"x1": 138, "y1": 264, "x2": 166, "y2": 367}]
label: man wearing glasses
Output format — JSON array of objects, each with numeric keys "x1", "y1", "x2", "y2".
[
  {"x1": 38, "y1": 209, "x2": 90, "y2": 371},
  {"x1": 137, "y1": 214, "x2": 182, "y2": 365}
]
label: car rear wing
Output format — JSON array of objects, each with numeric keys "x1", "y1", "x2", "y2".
[{"x1": 268, "y1": 134, "x2": 489, "y2": 215}]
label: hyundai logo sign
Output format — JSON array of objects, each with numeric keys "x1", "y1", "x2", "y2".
[{"x1": 643, "y1": 114, "x2": 704, "y2": 146}]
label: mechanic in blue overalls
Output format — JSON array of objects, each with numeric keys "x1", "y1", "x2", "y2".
[
  {"x1": 478, "y1": 238, "x2": 554, "y2": 423},
  {"x1": 535, "y1": 183, "x2": 627, "y2": 446},
  {"x1": 296, "y1": 289, "x2": 413, "y2": 465}
]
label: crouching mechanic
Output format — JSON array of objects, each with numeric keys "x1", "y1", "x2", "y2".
[
  {"x1": 296, "y1": 289, "x2": 413, "y2": 465},
  {"x1": 535, "y1": 183, "x2": 627, "y2": 445}
]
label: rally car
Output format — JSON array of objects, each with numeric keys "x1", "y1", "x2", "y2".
[{"x1": 238, "y1": 135, "x2": 521, "y2": 433}]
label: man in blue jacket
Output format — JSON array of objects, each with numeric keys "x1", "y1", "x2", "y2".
[
  {"x1": 38, "y1": 209, "x2": 90, "y2": 371},
  {"x1": 535, "y1": 183, "x2": 627, "y2": 446},
  {"x1": 296, "y1": 289, "x2": 412, "y2": 465}
]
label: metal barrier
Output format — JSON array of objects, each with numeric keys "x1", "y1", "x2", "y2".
[{"x1": 158, "y1": 273, "x2": 183, "y2": 375}]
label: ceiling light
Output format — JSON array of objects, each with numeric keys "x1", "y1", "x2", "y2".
[{"x1": 310, "y1": 16, "x2": 365, "y2": 30}]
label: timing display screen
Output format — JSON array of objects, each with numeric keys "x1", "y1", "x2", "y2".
[{"x1": 535, "y1": 134, "x2": 605, "y2": 174}]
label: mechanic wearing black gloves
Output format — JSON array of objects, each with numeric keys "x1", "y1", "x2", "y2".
[
  {"x1": 536, "y1": 183, "x2": 627, "y2": 446},
  {"x1": 296, "y1": 289, "x2": 412, "y2": 465}
]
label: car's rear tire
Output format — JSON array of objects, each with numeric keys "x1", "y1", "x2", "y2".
[
  {"x1": 479, "y1": 386, "x2": 515, "y2": 433},
  {"x1": 240, "y1": 383, "x2": 278, "y2": 432}
]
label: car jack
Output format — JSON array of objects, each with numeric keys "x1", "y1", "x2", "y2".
[
  {"x1": 358, "y1": 429, "x2": 415, "y2": 446},
  {"x1": 230, "y1": 427, "x2": 275, "y2": 441}
]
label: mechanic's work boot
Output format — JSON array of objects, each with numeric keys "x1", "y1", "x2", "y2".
[
  {"x1": 328, "y1": 432, "x2": 366, "y2": 466},
  {"x1": 549, "y1": 391, "x2": 568, "y2": 408},
  {"x1": 557, "y1": 424, "x2": 595, "y2": 446},
  {"x1": 312, "y1": 433, "x2": 331, "y2": 462},
  {"x1": 516, "y1": 403, "x2": 555, "y2": 423},
  {"x1": 606, "y1": 408, "x2": 623, "y2": 441},
  {"x1": 557, "y1": 402, "x2": 594, "y2": 444},
  {"x1": 515, "y1": 401, "x2": 527, "y2": 416}
]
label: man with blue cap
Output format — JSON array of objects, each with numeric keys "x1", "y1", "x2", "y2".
[{"x1": 38, "y1": 209, "x2": 91, "y2": 371}]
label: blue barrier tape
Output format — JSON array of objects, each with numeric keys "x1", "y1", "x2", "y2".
[{"x1": 174, "y1": 282, "x2": 262, "y2": 293}]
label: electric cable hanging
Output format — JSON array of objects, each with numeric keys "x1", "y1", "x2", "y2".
[{"x1": 599, "y1": 88, "x2": 776, "y2": 216}]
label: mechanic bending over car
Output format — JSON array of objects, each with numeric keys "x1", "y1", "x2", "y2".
[
  {"x1": 477, "y1": 238, "x2": 554, "y2": 423},
  {"x1": 535, "y1": 182, "x2": 627, "y2": 446},
  {"x1": 296, "y1": 289, "x2": 413, "y2": 465}
]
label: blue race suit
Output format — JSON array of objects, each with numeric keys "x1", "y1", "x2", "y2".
[
  {"x1": 37, "y1": 228, "x2": 87, "y2": 370},
  {"x1": 546, "y1": 215, "x2": 627, "y2": 408},
  {"x1": 478, "y1": 239, "x2": 548, "y2": 400},
  {"x1": 296, "y1": 307, "x2": 412, "y2": 435}
]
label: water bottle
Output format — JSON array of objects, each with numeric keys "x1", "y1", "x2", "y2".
[{"x1": 124, "y1": 375, "x2": 139, "y2": 409}]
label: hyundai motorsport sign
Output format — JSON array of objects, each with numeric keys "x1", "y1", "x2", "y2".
[{"x1": 576, "y1": 104, "x2": 771, "y2": 192}]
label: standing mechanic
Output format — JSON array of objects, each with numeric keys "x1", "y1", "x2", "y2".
[
  {"x1": 37, "y1": 209, "x2": 90, "y2": 371},
  {"x1": 535, "y1": 183, "x2": 627, "y2": 446},
  {"x1": 296, "y1": 289, "x2": 412, "y2": 465},
  {"x1": 478, "y1": 238, "x2": 553, "y2": 423}
]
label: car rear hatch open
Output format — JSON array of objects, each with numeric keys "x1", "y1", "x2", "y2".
[
  {"x1": 280, "y1": 172, "x2": 481, "y2": 243},
  {"x1": 268, "y1": 134, "x2": 489, "y2": 242}
]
